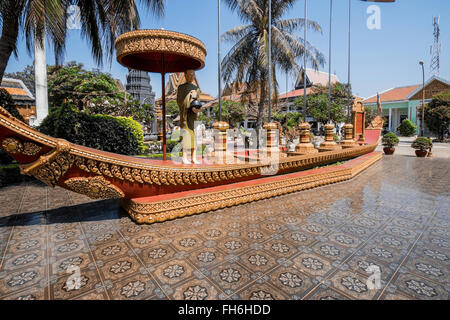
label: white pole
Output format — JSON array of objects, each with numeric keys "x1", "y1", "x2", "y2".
[
  {"x1": 328, "y1": 0, "x2": 333, "y2": 123},
  {"x1": 34, "y1": 38, "x2": 49, "y2": 126},
  {"x1": 303, "y1": 0, "x2": 307, "y2": 118},
  {"x1": 268, "y1": 0, "x2": 272, "y2": 122},
  {"x1": 218, "y1": 0, "x2": 222, "y2": 122}
]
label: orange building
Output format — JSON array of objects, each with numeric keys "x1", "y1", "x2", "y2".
[{"x1": 0, "y1": 78, "x2": 36, "y2": 125}]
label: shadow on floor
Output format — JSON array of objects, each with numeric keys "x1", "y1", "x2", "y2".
[{"x1": 0, "y1": 199, "x2": 130, "y2": 228}]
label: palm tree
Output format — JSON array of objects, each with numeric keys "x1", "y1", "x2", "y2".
[
  {"x1": 222, "y1": 0, "x2": 325, "y2": 130},
  {"x1": 0, "y1": 1, "x2": 165, "y2": 124},
  {"x1": 0, "y1": 0, "x2": 165, "y2": 80}
]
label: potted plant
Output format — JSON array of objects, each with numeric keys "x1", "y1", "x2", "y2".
[
  {"x1": 411, "y1": 137, "x2": 432, "y2": 157},
  {"x1": 381, "y1": 132, "x2": 399, "y2": 155}
]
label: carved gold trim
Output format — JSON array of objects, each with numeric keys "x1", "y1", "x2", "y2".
[
  {"x1": 122, "y1": 152, "x2": 382, "y2": 224},
  {"x1": 2, "y1": 137, "x2": 45, "y2": 157},
  {"x1": 1, "y1": 137, "x2": 23, "y2": 154},
  {"x1": 72, "y1": 143, "x2": 377, "y2": 187},
  {"x1": 22, "y1": 142, "x2": 42, "y2": 156},
  {"x1": 115, "y1": 29, "x2": 206, "y2": 70},
  {"x1": 0, "y1": 104, "x2": 381, "y2": 190},
  {"x1": 19, "y1": 139, "x2": 74, "y2": 187},
  {"x1": 65, "y1": 176, "x2": 125, "y2": 200}
]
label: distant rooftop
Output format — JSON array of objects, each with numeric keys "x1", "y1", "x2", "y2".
[{"x1": 363, "y1": 85, "x2": 420, "y2": 104}]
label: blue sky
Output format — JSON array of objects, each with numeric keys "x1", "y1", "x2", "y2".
[{"x1": 5, "y1": 0, "x2": 450, "y2": 100}]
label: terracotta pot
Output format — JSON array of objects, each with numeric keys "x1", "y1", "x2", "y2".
[
  {"x1": 383, "y1": 147, "x2": 395, "y2": 155},
  {"x1": 415, "y1": 150, "x2": 428, "y2": 157}
]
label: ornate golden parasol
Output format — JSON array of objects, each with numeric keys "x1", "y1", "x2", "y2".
[{"x1": 115, "y1": 29, "x2": 207, "y2": 160}]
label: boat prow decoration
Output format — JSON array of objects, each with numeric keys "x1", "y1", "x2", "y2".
[{"x1": 1, "y1": 104, "x2": 384, "y2": 224}]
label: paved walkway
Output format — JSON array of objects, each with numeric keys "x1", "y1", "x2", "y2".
[{"x1": 0, "y1": 148, "x2": 449, "y2": 300}]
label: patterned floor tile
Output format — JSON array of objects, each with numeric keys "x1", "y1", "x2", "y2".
[
  {"x1": 152, "y1": 259, "x2": 195, "y2": 287},
  {"x1": 108, "y1": 273, "x2": 159, "y2": 300},
  {"x1": 262, "y1": 239, "x2": 296, "y2": 259},
  {"x1": 187, "y1": 247, "x2": 227, "y2": 270},
  {"x1": 0, "y1": 154, "x2": 449, "y2": 300},
  {"x1": 50, "y1": 268, "x2": 102, "y2": 300},
  {"x1": 99, "y1": 255, "x2": 143, "y2": 282},
  {"x1": 2, "y1": 250, "x2": 46, "y2": 272},
  {"x1": 0, "y1": 287, "x2": 46, "y2": 300},
  {"x1": 139, "y1": 245, "x2": 177, "y2": 267},
  {"x1": 292, "y1": 252, "x2": 334, "y2": 278},
  {"x1": 239, "y1": 250, "x2": 278, "y2": 274},
  {"x1": 391, "y1": 272, "x2": 449, "y2": 300},
  {"x1": 92, "y1": 241, "x2": 129, "y2": 263},
  {"x1": 172, "y1": 278, "x2": 222, "y2": 300},
  {"x1": 0, "y1": 265, "x2": 46, "y2": 297},
  {"x1": 171, "y1": 234, "x2": 204, "y2": 252},
  {"x1": 266, "y1": 266, "x2": 314, "y2": 299},
  {"x1": 327, "y1": 270, "x2": 380, "y2": 300},
  {"x1": 207, "y1": 262, "x2": 254, "y2": 297},
  {"x1": 218, "y1": 237, "x2": 250, "y2": 255},
  {"x1": 231, "y1": 282, "x2": 289, "y2": 300},
  {"x1": 51, "y1": 252, "x2": 92, "y2": 279},
  {"x1": 305, "y1": 287, "x2": 351, "y2": 300}
]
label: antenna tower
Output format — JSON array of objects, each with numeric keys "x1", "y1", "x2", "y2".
[{"x1": 430, "y1": 16, "x2": 441, "y2": 76}]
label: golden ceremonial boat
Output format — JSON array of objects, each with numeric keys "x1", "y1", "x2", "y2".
[{"x1": 0, "y1": 30, "x2": 384, "y2": 224}]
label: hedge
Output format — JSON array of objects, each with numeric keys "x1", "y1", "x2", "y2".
[
  {"x1": 39, "y1": 103, "x2": 146, "y2": 155},
  {"x1": 397, "y1": 119, "x2": 417, "y2": 137}
]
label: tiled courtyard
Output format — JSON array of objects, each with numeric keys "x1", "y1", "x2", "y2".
[{"x1": 0, "y1": 152, "x2": 449, "y2": 300}]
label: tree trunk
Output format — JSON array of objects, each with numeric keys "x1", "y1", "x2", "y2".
[
  {"x1": 0, "y1": 6, "x2": 22, "y2": 82},
  {"x1": 34, "y1": 38, "x2": 49, "y2": 126},
  {"x1": 256, "y1": 79, "x2": 267, "y2": 149}
]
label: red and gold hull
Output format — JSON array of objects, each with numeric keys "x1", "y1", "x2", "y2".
[{"x1": 0, "y1": 106, "x2": 382, "y2": 224}]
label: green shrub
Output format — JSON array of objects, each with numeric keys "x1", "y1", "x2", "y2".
[
  {"x1": 396, "y1": 119, "x2": 417, "y2": 137},
  {"x1": 411, "y1": 137, "x2": 432, "y2": 151},
  {"x1": 0, "y1": 88, "x2": 25, "y2": 122},
  {"x1": 39, "y1": 103, "x2": 145, "y2": 155},
  {"x1": 382, "y1": 132, "x2": 399, "y2": 148}
]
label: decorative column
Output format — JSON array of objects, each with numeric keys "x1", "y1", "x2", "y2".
[
  {"x1": 212, "y1": 121, "x2": 229, "y2": 163},
  {"x1": 295, "y1": 122, "x2": 318, "y2": 154},
  {"x1": 263, "y1": 123, "x2": 279, "y2": 154},
  {"x1": 340, "y1": 123, "x2": 356, "y2": 148},
  {"x1": 388, "y1": 108, "x2": 392, "y2": 132},
  {"x1": 320, "y1": 123, "x2": 341, "y2": 151}
]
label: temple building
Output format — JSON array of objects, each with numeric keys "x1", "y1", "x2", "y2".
[
  {"x1": 0, "y1": 78, "x2": 36, "y2": 124},
  {"x1": 278, "y1": 68, "x2": 339, "y2": 114},
  {"x1": 363, "y1": 75, "x2": 450, "y2": 135},
  {"x1": 126, "y1": 69, "x2": 156, "y2": 106}
]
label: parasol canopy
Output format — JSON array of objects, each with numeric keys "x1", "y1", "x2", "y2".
[
  {"x1": 115, "y1": 29, "x2": 207, "y2": 161},
  {"x1": 115, "y1": 29, "x2": 207, "y2": 73}
]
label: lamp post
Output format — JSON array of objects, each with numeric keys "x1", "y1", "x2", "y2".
[
  {"x1": 303, "y1": 0, "x2": 308, "y2": 119},
  {"x1": 347, "y1": 0, "x2": 351, "y2": 123},
  {"x1": 419, "y1": 61, "x2": 425, "y2": 136},
  {"x1": 218, "y1": 0, "x2": 222, "y2": 122},
  {"x1": 268, "y1": 0, "x2": 272, "y2": 123},
  {"x1": 327, "y1": 0, "x2": 333, "y2": 124}
]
